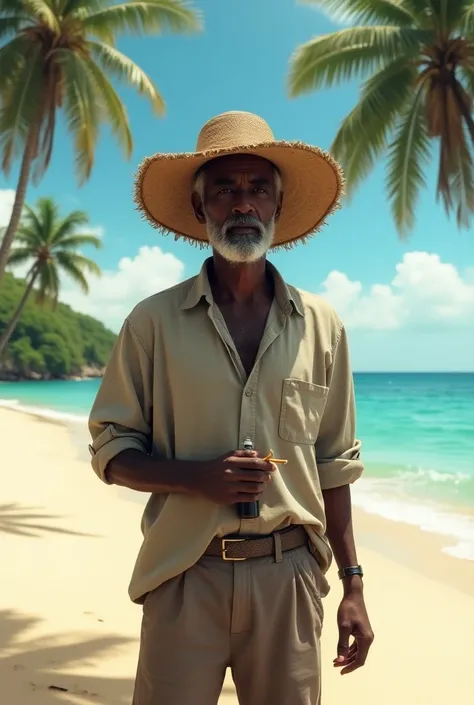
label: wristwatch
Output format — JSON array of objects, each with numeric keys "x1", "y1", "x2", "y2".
[{"x1": 338, "y1": 565, "x2": 364, "y2": 580}]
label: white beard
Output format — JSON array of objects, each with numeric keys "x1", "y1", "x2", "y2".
[{"x1": 205, "y1": 213, "x2": 275, "y2": 263}]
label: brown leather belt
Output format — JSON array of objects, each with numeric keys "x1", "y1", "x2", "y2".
[{"x1": 204, "y1": 525, "x2": 308, "y2": 561}]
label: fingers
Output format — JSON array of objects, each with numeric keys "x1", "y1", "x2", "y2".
[
  {"x1": 335, "y1": 623, "x2": 352, "y2": 665},
  {"x1": 232, "y1": 481, "x2": 268, "y2": 496},
  {"x1": 334, "y1": 637, "x2": 373, "y2": 675},
  {"x1": 340, "y1": 637, "x2": 372, "y2": 675},
  {"x1": 228, "y1": 468, "x2": 272, "y2": 483},
  {"x1": 333, "y1": 642, "x2": 357, "y2": 668},
  {"x1": 229, "y1": 455, "x2": 277, "y2": 473}
]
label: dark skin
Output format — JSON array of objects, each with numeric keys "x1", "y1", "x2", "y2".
[
  {"x1": 109, "y1": 153, "x2": 374, "y2": 673},
  {"x1": 192, "y1": 154, "x2": 281, "y2": 376}
]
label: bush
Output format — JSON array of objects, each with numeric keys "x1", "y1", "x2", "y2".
[{"x1": 0, "y1": 273, "x2": 116, "y2": 379}]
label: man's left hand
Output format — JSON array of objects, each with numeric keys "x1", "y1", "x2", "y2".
[{"x1": 333, "y1": 591, "x2": 374, "y2": 675}]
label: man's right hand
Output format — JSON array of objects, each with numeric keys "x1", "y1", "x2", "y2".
[{"x1": 183, "y1": 449, "x2": 275, "y2": 505}]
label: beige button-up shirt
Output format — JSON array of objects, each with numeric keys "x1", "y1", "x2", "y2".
[{"x1": 89, "y1": 258, "x2": 363, "y2": 603}]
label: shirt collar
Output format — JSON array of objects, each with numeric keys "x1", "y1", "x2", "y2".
[{"x1": 180, "y1": 257, "x2": 304, "y2": 317}]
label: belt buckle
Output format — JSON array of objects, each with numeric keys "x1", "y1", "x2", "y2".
[{"x1": 221, "y1": 538, "x2": 246, "y2": 561}]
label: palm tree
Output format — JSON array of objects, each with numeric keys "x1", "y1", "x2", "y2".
[
  {"x1": 288, "y1": 0, "x2": 474, "y2": 235},
  {"x1": 0, "y1": 197, "x2": 102, "y2": 357},
  {"x1": 0, "y1": 0, "x2": 202, "y2": 282}
]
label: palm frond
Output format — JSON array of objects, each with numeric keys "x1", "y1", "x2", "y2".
[
  {"x1": 0, "y1": 0, "x2": 29, "y2": 16},
  {"x1": 50, "y1": 212, "x2": 91, "y2": 245},
  {"x1": 449, "y1": 126, "x2": 474, "y2": 228},
  {"x1": 436, "y1": 0, "x2": 470, "y2": 32},
  {"x1": 21, "y1": 0, "x2": 59, "y2": 31},
  {"x1": 288, "y1": 26, "x2": 427, "y2": 96},
  {"x1": 54, "y1": 250, "x2": 101, "y2": 294},
  {"x1": 57, "y1": 49, "x2": 101, "y2": 184},
  {"x1": 36, "y1": 197, "x2": 60, "y2": 242},
  {"x1": 0, "y1": 15, "x2": 27, "y2": 41},
  {"x1": 301, "y1": 0, "x2": 419, "y2": 26},
  {"x1": 89, "y1": 40, "x2": 165, "y2": 115},
  {"x1": 0, "y1": 44, "x2": 43, "y2": 174},
  {"x1": 399, "y1": 0, "x2": 440, "y2": 26},
  {"x1": 0, "y1": 35, "x2": 32, "y2": 93},
  {"x1": 82, "y1": 55, "x2": 133, "y2": 158},
  {"x1": 52, "y1": 233, "x2": 103, "y2": 249},
  {"x1": 16, "y1": 202, "x2": 44, "y2": 241},
  {"x1": 83, "y1": 0, "x2": 202, "y2": 45},
  {"x1": 7, "y1": 247, "x2": 35, "y2": 267},
  {"x1": 332, "y1": 58, "x2": 416, "y2": 193},
  {"x1": 459, "y1": 2, "x2": 474, "y2": 32},
  {"x1": 386, "y1": 85, "x2": 432, "y2": 235},
  {"x1": 62, "y1": 0, "x2": 103, "y2": 16},
  {"x1": 461, "y1": 68, "x2": 474, "y2": 110}
]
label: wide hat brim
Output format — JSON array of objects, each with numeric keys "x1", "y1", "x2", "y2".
[{"x1": 134, "y1": 140, "x2": 345, "y2": 250}]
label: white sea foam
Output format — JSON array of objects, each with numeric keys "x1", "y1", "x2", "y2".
[
  {"x1": 352, "y1": 477, "x2": 474, "y2": 562},
  {"x1": 0, "y1": 398, "x2": 88, "y2": 424}
]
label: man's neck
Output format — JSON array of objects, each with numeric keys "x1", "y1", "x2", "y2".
[{"x1": 209, "y1": 252, "x2": 273, "y2": 306}]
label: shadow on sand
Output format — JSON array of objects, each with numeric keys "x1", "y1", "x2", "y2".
[
  {"x1": 0, "y1": 503, "x2": 98, "y2": 539},
  {"x1": 0, "y1": 609, "x2": 135, "y2": 704}
]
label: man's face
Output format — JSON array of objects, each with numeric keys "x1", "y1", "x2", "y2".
[{"x1": 192, "y1": 154, "x2": 282, "y2": 264}]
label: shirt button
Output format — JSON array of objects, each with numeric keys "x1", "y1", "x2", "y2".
[{"x1": 245, "y1": 389, "x2": 253, "y2": 397}]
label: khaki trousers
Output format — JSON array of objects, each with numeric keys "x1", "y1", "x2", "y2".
[{"x1": 132, "y1": 545, "x2": 327, "y2": 705}]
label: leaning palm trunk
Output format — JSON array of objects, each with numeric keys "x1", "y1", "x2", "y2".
[
  {"x1": 0, "y1": 269, "x2": 38, "y2": 358},
  {"x1": 0, "y1": 127, "x2": 38, "y2": 284}
]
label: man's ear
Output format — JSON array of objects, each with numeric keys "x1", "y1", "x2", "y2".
[
  {"x1": 191, "y1": 192, "x2": 206, "y2": 224},
  {"x1": 275, "y1": 190, "x2": 283, "y2": 222}
]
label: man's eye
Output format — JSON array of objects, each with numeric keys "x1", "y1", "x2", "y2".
[
  {"x1": 217, "y1": 188, "x2": 233, "y2": 194},
  {"x1": 253, "y1": 188, "x2": 267, "y2": 194}
]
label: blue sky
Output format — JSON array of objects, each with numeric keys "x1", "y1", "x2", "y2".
[{"x1": 1, "y1": 0, "x2": 473, "y2": 371}]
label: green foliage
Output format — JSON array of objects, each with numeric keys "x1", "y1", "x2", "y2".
[
  {"x1": 0, "y1": 273, "x2": 116, "y2": 379},
  {"x1": 0, "y1": 0, "x2": 203, "y2": 182},
  {"x1": 289, "y1": 0, "x2": 474, "y2": 236}
]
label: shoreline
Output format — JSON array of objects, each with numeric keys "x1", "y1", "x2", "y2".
[
  {"x1": 1, "y1": 406, "x2": 473, "y2": 705},
  {"x1": 2, "y1": 397, "x2": 474, "y2": 564}
]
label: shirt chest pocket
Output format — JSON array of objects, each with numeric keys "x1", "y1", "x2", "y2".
[{"x1": 278, "y1": 378, "x2": 329, "y2": 445}]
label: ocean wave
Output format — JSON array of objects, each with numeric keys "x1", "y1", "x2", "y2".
[
  {"x1": 398, "y1": 466, "x2": 471, "y2": 485},
  {"x1": 0, "y1": 398, "x2": 88, "y2": 424},
  {"x1": 352, "y1": 478, "x2": 474, "y2": 562}
]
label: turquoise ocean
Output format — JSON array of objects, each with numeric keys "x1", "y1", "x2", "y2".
[{"x1": 1, "y1": 373, "x2": 473, "y2": 561}]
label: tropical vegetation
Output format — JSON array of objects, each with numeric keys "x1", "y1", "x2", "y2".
[
  {"x1": 289, "y1": 0, "x2": 474, "y2": 235},
  {"x1": 0, "y1": 273, "x2": 116, "y2": 379},
  {"x1": 0, "y1": 197, "x2": 102, "y2": 363},
  {"x1": 0, "y1": 0, "x2": 202, "y2": 282}
]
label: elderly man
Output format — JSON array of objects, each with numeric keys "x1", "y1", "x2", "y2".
[{"x1": 88, "y1": 111, "x2": 374, "y2": 705}]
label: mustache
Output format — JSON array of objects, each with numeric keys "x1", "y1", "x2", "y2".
[{"x1": 222, "y1": 214, "x2": 264, "y2": 235}]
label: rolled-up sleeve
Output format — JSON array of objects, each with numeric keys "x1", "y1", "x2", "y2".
[
  {"x1": 88, "y1": 316, "x2": 152, "y2": 483},
  {"x1": 316, "y1": 324, "x2": 364, "y2": 490}
]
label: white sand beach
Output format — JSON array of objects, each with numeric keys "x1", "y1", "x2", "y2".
[{"x1": 1, "y1": 407, "x2": 473, "y2": 705}]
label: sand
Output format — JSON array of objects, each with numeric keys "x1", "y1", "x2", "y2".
[{"x1": 1, "y1": 406, "x2": 473, "y2": 705}]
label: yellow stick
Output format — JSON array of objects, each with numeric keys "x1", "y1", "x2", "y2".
[{"x1": 263, "y1": 450, "x2": 288, "y2": 465}]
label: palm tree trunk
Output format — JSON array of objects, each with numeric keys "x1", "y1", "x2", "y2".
[
  {"x1": 0, "y1": 125, "x2": 38, "y2": 284},
  {"x1": 0, "y1": 271, "x2": 38, "y2": 359}
]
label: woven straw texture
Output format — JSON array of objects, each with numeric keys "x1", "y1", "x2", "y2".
[{"x1": 134, "y1": 111, "x2": 345, "y2": 250}]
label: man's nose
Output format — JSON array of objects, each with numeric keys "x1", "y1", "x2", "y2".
[{"x1": 232, "y1": 196, "x2": 255, "y2": 215}]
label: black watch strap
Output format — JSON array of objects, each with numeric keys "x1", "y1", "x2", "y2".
[{"x1": 338, "y1": 565, "x2": 364, "y2": 580}]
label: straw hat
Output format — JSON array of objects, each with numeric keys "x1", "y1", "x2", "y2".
[{"x1": 134, "y1": 111, "x2": 344, "y2": 250}]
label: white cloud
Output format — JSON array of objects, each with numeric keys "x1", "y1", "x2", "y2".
[
  {"x1": 320, "y1": 252, "x2": 474, "y2": 330},
  {"x1": 60, "y1": 245, "x2": 185, "y2": 332},
  {"x1": 0, "y1": 188, "x2": 15, "y2": 228}
]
